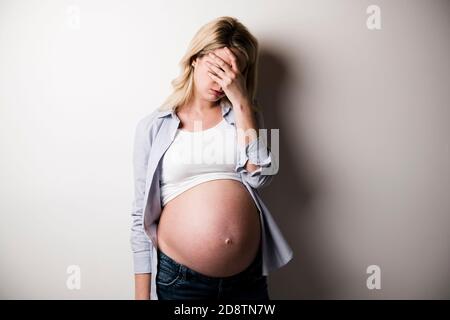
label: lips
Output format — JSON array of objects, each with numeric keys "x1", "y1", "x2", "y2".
[{"x1": 211, "y1": 89, "x2": 223, "y2": 96}]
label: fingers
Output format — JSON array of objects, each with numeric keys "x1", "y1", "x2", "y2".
[
  {"x1": 205, "y1": 60, "x2": 224, "y2": 78},
  {"x1": 207, "y1": 52, "x2": 233, "y2": 73},
  {"x1": 206, "y1": 69, "x2": 221, "y2": 83},
  {"x1": 223, "y1": 47, "x2": 239, "y2": 72}
]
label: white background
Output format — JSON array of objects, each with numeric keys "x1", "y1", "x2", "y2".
[{"x1": 0, "y1": 0, "x2": 449, "y2": 299}]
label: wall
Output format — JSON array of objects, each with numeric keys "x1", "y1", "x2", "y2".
[{"x1": 0, "y1": 0, "x2": 449, "y2": 299}]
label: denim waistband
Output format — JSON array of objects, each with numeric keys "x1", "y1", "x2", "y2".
[{"x1": 157, "y1": 245, "x2": 262, "y2": 284}]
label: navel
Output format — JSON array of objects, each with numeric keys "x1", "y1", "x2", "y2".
[{"x1": 225, "y1": 237, "x2": 232, "y2": 245}]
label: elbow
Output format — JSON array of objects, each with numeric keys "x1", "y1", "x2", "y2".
[
  {"x1": 242, "y1": 172, "x2": 274, "y2": 189},
  {"x1": 236, "y1": 156, "x2": 279, "y2": 190},
  {"x1": 238, "y1": 161, "x2": 278, "y2": 190}
]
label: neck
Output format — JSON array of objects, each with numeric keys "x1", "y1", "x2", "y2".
[{"x1": 181, "y1": 94, "x2": 220, "y2": 116}]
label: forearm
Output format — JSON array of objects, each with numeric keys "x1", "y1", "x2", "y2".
[
  {"x1": 134, "y1": 273, "x2": 151, "y2": 300},
  {"x1": 233, "y1": 99, "x2": 261, "y2": 173}
]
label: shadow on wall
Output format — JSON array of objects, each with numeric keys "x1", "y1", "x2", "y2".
[{"x1": 257, "y1": 47, "x2": 332, "y2": 299}]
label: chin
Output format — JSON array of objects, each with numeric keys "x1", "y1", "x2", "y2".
[{"x1": 206, "y1": 93, "x2": 221, "y2": 101}]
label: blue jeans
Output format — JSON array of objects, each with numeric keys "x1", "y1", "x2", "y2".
[{"x1": 156, "y1": 245, "x2": 270, "y2": 301}]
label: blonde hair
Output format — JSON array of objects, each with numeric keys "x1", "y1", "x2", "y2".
[{"x1": 158, "y1": 16, "x2": 261, "y2": 113}]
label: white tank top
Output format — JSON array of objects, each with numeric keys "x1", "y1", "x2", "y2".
[{"x1": 159, "y1": 117, "x2": 242, "y2": 207}]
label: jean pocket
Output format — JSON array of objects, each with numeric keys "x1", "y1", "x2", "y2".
[
  {"x1": 157, "y1": 263, "x2": 183, "y2": 287},
  {"x1": 251, "y1": 273, "x2": 267, "y2": 287}
]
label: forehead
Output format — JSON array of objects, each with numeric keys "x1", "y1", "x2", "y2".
[{"x1": 212, "y1": 47, "x2": 247, "y2": 70}]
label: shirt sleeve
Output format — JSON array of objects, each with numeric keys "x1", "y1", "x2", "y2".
[
  {"x1": 234, "y1": 107, "x2": 277, "y2": 189},
  {"x1": 130, "y1": 117, "x2": 154, "y2": 274}
]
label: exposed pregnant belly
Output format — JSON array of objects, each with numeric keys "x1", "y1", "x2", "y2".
[{"x1": 157, "y1": 179, "x2": 261, "y2": 277}]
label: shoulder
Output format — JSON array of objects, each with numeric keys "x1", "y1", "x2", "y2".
[
  {"x1": 135, "y1": 108, "x2": 170, "y2": 135},
  {"x1": 136, "y1": 109, "x2": 160, "y2": 129},
  {"x1": 133, "y1": 109, "x2": 169, "y2": 148}
]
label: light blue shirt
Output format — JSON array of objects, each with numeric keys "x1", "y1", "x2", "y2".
[{"x1": 130, "y1": 99, "x2": 293, "y2": 300}]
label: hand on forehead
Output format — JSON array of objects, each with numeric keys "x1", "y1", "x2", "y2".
[{"x1": 212, "y1": 47, "x2": 247, "y2": 72}]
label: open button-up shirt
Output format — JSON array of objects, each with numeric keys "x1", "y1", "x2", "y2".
[{"x1": 130, "y1": 99, "x2": 293, "y2": 300}]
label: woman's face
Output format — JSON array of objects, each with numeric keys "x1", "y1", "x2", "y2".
[{"x1": 192, "y1": 47, "x2": 247, "y2": 102}]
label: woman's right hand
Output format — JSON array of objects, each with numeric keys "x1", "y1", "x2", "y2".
[{"x1": 134, "y1": 273, "x2": 151, "y2": 300}]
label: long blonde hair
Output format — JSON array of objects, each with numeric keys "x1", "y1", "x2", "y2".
[{"x1": 158, "y1": 16, "x2": 261, "y2": 113}]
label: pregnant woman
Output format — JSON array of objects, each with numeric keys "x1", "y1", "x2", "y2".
[{"x1": 131, "y1": 16, "x2": 293, "y2": 300}]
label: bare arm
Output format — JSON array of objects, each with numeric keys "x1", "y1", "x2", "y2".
[
  {"x1": 233, "y1": 100, "x2": 261, "y2": 174},
  {"x1": 135, "y1": 273, "x2": 151, "y2": 300},
  {"x1": 232, "y1": 99, "x2": 275, "y2": 189}
]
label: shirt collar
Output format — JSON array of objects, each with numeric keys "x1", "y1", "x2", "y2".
[{"x1": 156, "y1": 99, "x2": 234, "y2": 124}]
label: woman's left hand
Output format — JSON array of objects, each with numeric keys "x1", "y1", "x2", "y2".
[{"x1": 205, "y1": 47, "x2": 250, "y2": 107}]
